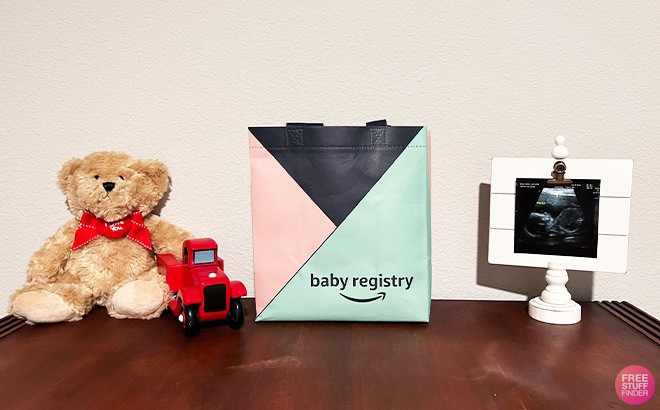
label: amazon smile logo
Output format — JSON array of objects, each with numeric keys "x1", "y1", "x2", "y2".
[
  {"x1": 340, "y1": 292, "x2": 386, "y2": 303},
  {"x1": 310, "y1": 273, "x2": 413, "y2": 303}
]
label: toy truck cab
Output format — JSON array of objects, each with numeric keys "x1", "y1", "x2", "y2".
[{"x1": 157, "y1": 238, "x2": 247, "y2": 336}]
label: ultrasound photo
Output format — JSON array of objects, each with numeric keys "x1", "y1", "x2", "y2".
[{"x1": 514, "y1": 178, "x2": 600, "y2": 258}]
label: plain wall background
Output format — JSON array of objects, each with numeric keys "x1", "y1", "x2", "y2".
[{"x1": 1, "y1": 2, "x2": 658, "y2": 317}]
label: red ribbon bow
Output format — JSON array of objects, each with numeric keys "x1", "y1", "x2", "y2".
[{"x1": 72, "y1": 211, "x2": 153, "y2": 251}]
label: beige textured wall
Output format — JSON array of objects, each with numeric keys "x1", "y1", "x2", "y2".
[{"x1": 1, "y1": 2, "x2": 658, "y2": 317}]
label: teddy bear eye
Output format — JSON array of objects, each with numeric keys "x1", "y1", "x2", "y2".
[
  {"x1": 119, "y1": 175, "x2": 124, "y2": 180},
  {"x1": 94, "y1": 175, "x2": 100, "y2": 180}
]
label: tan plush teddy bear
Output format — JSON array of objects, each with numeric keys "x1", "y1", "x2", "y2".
[{"x1": 9, "y1": 151, "x2": 192, "y2": 323}]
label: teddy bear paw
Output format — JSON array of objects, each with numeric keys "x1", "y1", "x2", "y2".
[
  {"x1": 11, "y1": 291, "x2": 78, "y2": 323},
  {"x1": 108, "y1": 280, "x2": 168, "y2": 319}
]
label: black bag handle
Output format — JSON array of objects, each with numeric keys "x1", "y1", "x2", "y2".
[
  {"x1": 285, "y1": 123, "x2": 316, "y2": 147},
  {"x1": 366, "y1": 119, "x2": 388, "y2": 146},
  {"x1": 286, "y1": 122, "x2": 324, "y2": 127},
  {"x1": 285, "y1": 120, "x2": 387, "y2": 127},
  {"x1": 366, "y1": 119, "x2": 388, "y2": 127},
  {"x1": 286, "y1": 120, "x2": 389, "y2": 147}
]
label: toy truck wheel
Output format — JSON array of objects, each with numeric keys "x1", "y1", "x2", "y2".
[
  {"x1": 227, "y1": 299, "x2": 244, "y2": 330},
  {"x1": 182, "y1": 305, "x2": 200, "y2": 337}
]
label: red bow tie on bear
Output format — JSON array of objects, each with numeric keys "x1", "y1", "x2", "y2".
[{"x1": 72, "y1": 211, "x2": 153, "y2": 251}]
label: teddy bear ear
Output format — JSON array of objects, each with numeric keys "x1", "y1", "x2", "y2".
[
  {"x1": 130, "y1": 159, "x2": 170, "y2": 194},
  {"x1": 57, "y1": 157, "x2": 83, "y2": 194}
]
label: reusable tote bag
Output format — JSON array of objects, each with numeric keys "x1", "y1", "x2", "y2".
[{"x1": 248, "y1": 121, "x2": 431, "y2": 322}]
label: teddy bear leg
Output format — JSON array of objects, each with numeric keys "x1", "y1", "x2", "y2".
[
  {"x1": 9, "y1": 282, "x2": 94, "y2": 324},
  {"x1": 106, "y1": 272, "x2": 170, "y2": 320}
]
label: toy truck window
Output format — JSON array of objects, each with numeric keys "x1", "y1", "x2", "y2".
[{"x1": 193, "y1": 250, "x2": 215, "y2": 264}]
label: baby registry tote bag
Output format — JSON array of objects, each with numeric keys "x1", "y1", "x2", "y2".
[{"x1": 248, "y1": 120, "x2": 431, "y2": 321}]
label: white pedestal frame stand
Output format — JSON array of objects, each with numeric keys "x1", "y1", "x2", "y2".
[
  {"x1": 490, "y1": 138, "x2": 633, "y2": 325},
  {"x1": 528, "y1": 136, "x2": 581, "y2": 325},
  {"x1": 528, "y1": 262, "x2": 581, "y2": 324}
]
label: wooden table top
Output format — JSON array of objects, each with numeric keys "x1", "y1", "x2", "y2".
[{"x1": 0, "y1": 300, "x2": 657, "y2": 409}]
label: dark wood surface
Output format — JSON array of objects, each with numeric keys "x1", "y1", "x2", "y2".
[{"x1": 1, "y1": 300, "x2": 657, "y2": 409}]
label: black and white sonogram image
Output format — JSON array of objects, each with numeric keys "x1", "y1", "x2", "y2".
[{"x1": 514, "y1": 179, "x2": 600, "y2": 258}]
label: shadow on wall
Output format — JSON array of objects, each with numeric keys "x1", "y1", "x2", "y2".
[
  {"x1": 153, "y1": 184, "x2": 171, "y2": 216},
  {"x1": 475, "y1": 183, "x2": 594, "y2": 301}
]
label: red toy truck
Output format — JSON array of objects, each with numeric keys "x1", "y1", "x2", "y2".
[{"x1": 157, "y1": 238, "x2": 247, "y2": 336}]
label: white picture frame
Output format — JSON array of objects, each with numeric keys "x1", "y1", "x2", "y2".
[{"x1": 488, "y1": 158, "x2": 633, "y2": 274}]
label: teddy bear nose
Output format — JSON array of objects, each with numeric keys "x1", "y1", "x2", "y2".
[{"x1": 102, "y1": 182, "x2": 116, "y2": 192}]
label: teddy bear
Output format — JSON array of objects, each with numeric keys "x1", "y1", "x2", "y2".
[{"x1": 9, "y1": 151, "x2": 193, "y2": 323}]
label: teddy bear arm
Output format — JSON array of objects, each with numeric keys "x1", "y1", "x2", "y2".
[
  {"x1": 26, "y1": 219, "x2": 78, "y2": 283},
  {"x1": 145, "y1": 215, "x2": 193, "y2": 259}
]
